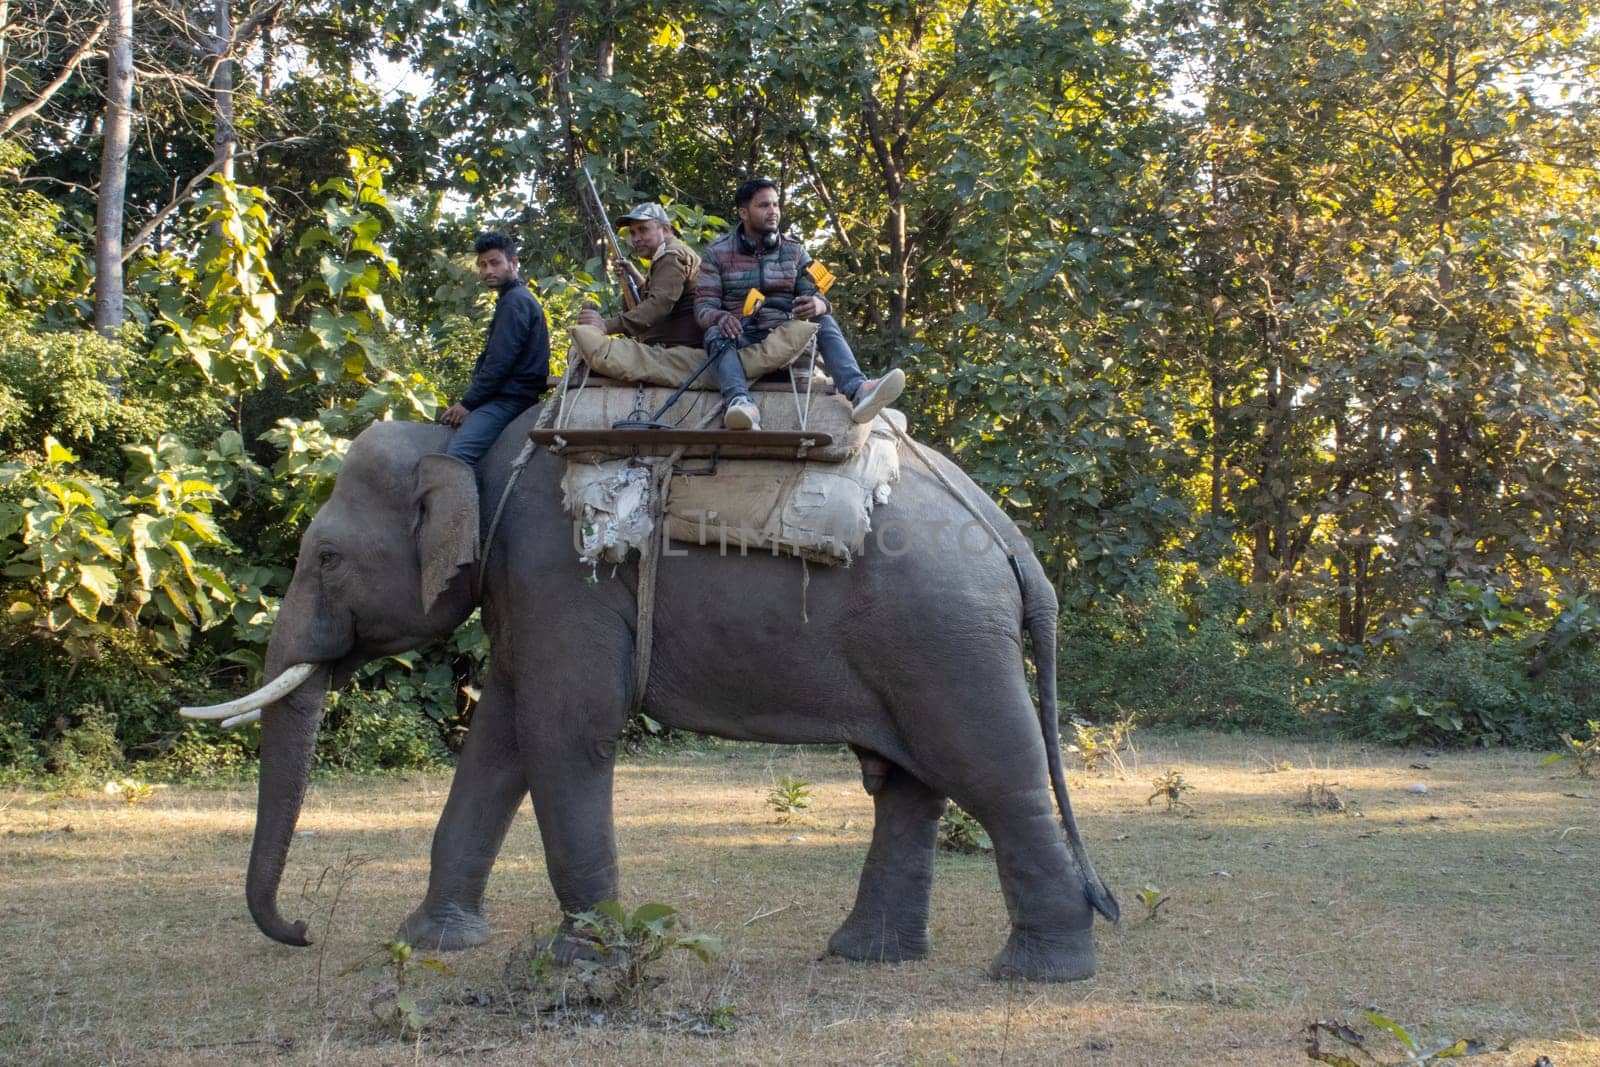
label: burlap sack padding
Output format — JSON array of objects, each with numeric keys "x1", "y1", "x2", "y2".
[
  {"x1": 568, "y1": 318, "x2": 820, "y2": 388},
  {"x1": 561, "y1": 412, "x2": 903, "y2": 566},
  {"x1": 554, "y1": 375, "x2": 867, "y2": 464}
]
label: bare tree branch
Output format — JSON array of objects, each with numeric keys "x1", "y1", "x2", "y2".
[
  {"x1": 121, "y1": 135, "x2": 314, "y2": 262},
  {"x1": 0, "y1": 17, "x2": 107, "y2": 136}
]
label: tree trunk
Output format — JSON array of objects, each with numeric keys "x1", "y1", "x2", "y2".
[
  {"x1": 1, "y1": 0, "x2": 12, "y2": 108},
  {"x1": 212, "y1": 0, "x2": 235, "y2": 183},
  {"x1": 93, "y1": 0, "x2": 134, "y2": 347}
]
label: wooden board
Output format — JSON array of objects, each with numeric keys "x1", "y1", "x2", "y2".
[{"x1": 528, "y1": 427, "x2": 835, "y2": 455}]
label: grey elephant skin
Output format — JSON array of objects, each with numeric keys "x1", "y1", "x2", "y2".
[{"x1": 235, "y1": 406, "x2": 1118, "y2": 981}]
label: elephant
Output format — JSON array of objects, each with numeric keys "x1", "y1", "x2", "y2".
[{"x1": 182, "y1": 405, "x2": 1119, "y2": 981}]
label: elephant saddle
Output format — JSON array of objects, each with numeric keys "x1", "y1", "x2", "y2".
[
  {"x1": 559, "y1": 410, "x2": 903, "y2": 567},
  {"x1": 545, "y1": 334, "x2": 901, "y2": 566}
]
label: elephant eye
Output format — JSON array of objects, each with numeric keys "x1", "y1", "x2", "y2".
[{"x1": 318, "y1": 547, "x2": 341, "y2": 569}]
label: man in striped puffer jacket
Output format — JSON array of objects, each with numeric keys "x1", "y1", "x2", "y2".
[{"x1": 695, "y1": 178, "x2": 905, "y2": 431}]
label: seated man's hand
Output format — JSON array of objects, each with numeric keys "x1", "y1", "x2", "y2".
[
  {"x1": 792, "y1": 295, "x2": 827, "y2": 321},
  {"x1": 441, "y1": 402, "x2": 470, "y2": 427},
  {"x1": 577, "y1": 307, "x2": 606, "y2": 329},
  {"x1": 715, "y1": 310, "x2": 743, "y2": 338},
  {"x1": 612, "y1": 257, "x2": 645, "y2": 286}
]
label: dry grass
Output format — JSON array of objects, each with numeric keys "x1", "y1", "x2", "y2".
[{"x1": 2, "y1": 732, "x2": 1597, "y2": 1066}]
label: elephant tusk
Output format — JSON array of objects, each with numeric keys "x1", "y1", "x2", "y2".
[
  {"x1": 180, "y1": 663, "x2": 318, "y2": 722},
  {"x1": 222, "y1": 709, "x2": 261, "y2": 729}
]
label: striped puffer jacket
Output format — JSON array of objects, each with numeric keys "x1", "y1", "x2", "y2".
[{"x1": 694, "y1": 230, "x2": 821, "y2": 333}]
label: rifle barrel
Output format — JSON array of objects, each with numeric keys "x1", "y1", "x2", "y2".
[{"x1": 581, "y1": 163, "x2": 642, "y2": 306}]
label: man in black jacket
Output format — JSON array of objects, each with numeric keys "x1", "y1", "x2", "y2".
[{"x1": 441, "y1": 233, "x2": 550, "y2": 465}]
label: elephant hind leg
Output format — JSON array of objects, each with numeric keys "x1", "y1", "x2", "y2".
[
  {"x1": 828, "y1": 764, "x2": 945, "y2": 964},
  {"x1": 972, "y1": 800, "x2": 1097, "y2": 982}
]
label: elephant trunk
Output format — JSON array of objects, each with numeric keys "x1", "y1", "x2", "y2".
[{"x1": 244, "y1": 657, "x2": 331, "y2": 946}]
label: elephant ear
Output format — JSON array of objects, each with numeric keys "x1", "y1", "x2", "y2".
[{"x1": 413, "y1": 453, "x2": 480, "y2": 615}]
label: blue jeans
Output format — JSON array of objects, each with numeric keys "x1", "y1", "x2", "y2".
[
  {"x1": 444, "y1": 396, "x2": 531, "y2": 466},
  {"x1": 707, "y1": 314, "x2": 868, "y2": 403}
]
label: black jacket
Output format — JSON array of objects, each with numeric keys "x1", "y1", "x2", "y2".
[{"x1": 462, "y1": 278, "x2": 550, "y2": 409}]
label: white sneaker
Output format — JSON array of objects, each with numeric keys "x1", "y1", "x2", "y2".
[
  {"x1": 850, "y1": 369, "x2": 906, "y2": 424},
  {"x1": 724, "y1": 396, "x2": 761, "y2": 430}
]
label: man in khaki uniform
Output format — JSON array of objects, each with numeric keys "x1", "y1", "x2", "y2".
[{"x1": 577, "y1": 202, "x2": 703, "y2": 347}]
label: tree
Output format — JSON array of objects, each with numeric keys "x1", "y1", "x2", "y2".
[{"x1": 93, "y1": 0, "x2": 133, "y2": 338}]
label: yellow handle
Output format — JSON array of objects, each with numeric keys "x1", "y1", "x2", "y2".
[{"x1": 806, "y1": 261, "x2": 837, "y2": 294}]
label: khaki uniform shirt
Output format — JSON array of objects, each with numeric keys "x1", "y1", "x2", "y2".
[{"x1": 604, "y1": 234, "x2": 704, "y2": 347}]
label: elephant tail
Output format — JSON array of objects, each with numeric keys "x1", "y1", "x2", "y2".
[{"x1": 1025, "y1": 564, "x2": 1120, "y2": 924}]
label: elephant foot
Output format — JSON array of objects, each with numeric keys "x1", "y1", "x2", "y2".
[
  {"x1": 986, "y1": 924, "x2": 1096, "y2": 982},
  {"x1": 826, "y1": 914, "x2": 931, "y2": 964},
  {"x1": 397, "y1": 902, "x2": 491, "y2": 952}
]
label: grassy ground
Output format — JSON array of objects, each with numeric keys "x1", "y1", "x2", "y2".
[{"x1": 2, "y1": 731, "x2": 1596, "y2": 1066}]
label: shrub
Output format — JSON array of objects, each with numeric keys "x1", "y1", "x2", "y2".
[
  {"x1": 1057, "y1": 578, "x2": 1301, "y2": 732},
  {"x1": 151, "y1": 723, "x2": 257, "y2": 781},
  {"x1": 317, "y1": 688, "x2": 450, "y2": 771},
  {"x1": 1329, "y1": 634, "x2": 1600, "y2": 747},
  {"x1": 937, "y1": 804, "x2": 992, "y2": 853},
  {"x1": 45, "y1": 706, "x2": 124, "y2": 783}
]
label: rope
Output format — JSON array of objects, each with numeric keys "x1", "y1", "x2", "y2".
[
  {"x1": 628, "y1": 401, "x2": 722, "y2": 715},
  {"x1": 629, "y1": 443, "x2": 686, "y2": 716},
  {"x1": 475, "y1": 363, "x2": 576, "y2": 600},
  {"x1": 788, "y1": 333, "x2": 820, "y2": 430}
]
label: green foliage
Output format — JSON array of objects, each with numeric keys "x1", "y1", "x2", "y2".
[
  {"x1": 0, "y1": 435, "x2": 247, "y2": 659},
  {"x1": 145, "y1": 178, "x2": 292, "y2": 389},
  {"x1": 102, "y1": 777, "x2": 163, "y2": 805},
  {"x1": 358, "y1": 940, "x2": 455, "y2": 1038},
  {"x1": 316, "y1": 688, "x2": 451, "y2": 772},
  {"x1": 44, "y1": 706, "x2": 125, "y2": 783},
  {"x1": 1329, "y1": 604, "x2": 1600, "y2": 747},
  {"x1": 766, "y1": 775, "x2": 812, "y2": 820},
  {"x1": 0, "y1": 320, "x2": 223, "y2": 470},
  {"x1": 1135, "y1": 884, "x2": 1168, "y2": 921},
  {"x1": 292, "y1": 149, "x2": 402, "y2": 387},
  {"x1": 1543, "y1": 721, "x2": 1600, "y2": 779},
  {"x1": 937, "y1": 804, "x2": 992, "y2": 854},
  {"x1": 1068, "y1": 716, "x2": 1136, "y2": 776},
  {"x1": 152, "y1": 723, "x2": 257, "y2": 781},
  {"x1": 1058, "y1": 579, "x2": 1302, "y2": 732},
  {"x1": 0, "y1": 141, "x2": 81, "y2": 318},
  {"x1": 1147, "y1": 769, "x2": 1194, "y2": 813},
  {"x1": 1305, "y1": 1011, "x2": 1488, "y2": 1065},
  {"x1": 565, "y1": 901, "x2": 722, "y2": 1004}
]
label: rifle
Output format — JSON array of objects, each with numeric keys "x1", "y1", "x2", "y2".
[{"x1": 579, "y1": 160, "x2": 642, "y2": 307}]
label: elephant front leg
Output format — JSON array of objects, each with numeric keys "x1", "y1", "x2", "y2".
[
  {"x1": 828, "y1": 764, "x2": 945, "y2": 963},
  {"x1": 521, "y1": 724, "x2": 624, "y2": 963},
  {"x1": 398, "y1": 678, "x2": 528, "y2": 951}
]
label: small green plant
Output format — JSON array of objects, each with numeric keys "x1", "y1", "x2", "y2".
[
  {"x1": 1305, "y1": 1010, "x2": 1487, "y2": 1065},
  {"x1": 566, "y1": 901, "x2": 721, "y2": 1004},
  {"x1": 937, "y1": 803, "x2": 992, "y2": 853},
  {"x1": 1067, "y1": 715, "x2": 1136, "y2": 776},
  {"x1": 358, "y1": 939, "x2": 454, "y2": 1038},
  {"x1": 1147, "y1": 769, "x2": 1195, "y2": 813},
  {"x1": 1136, "y1": 883, "x2": 1169, "y2": 920},
  {"x1": 1297, "y1": 779, "x2": 1348, "y2": 813},
  {"x1": 102, "y1": 777, "x2": 162, "y2": 805},
  {"x1": 766, "y1": 775, "x2": 812, "y2": 820},
  {"x1": 1542, "y1": 719, "x2": 1600, "y2": 778}
]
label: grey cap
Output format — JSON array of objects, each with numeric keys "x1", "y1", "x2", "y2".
[{"x1": 613, "y1": 202, "x2": 671, "y2": 227}]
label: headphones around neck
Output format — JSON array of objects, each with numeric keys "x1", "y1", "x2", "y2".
[{"x1": 739, "y1": 227, "x2": 780, "y2": 252}]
